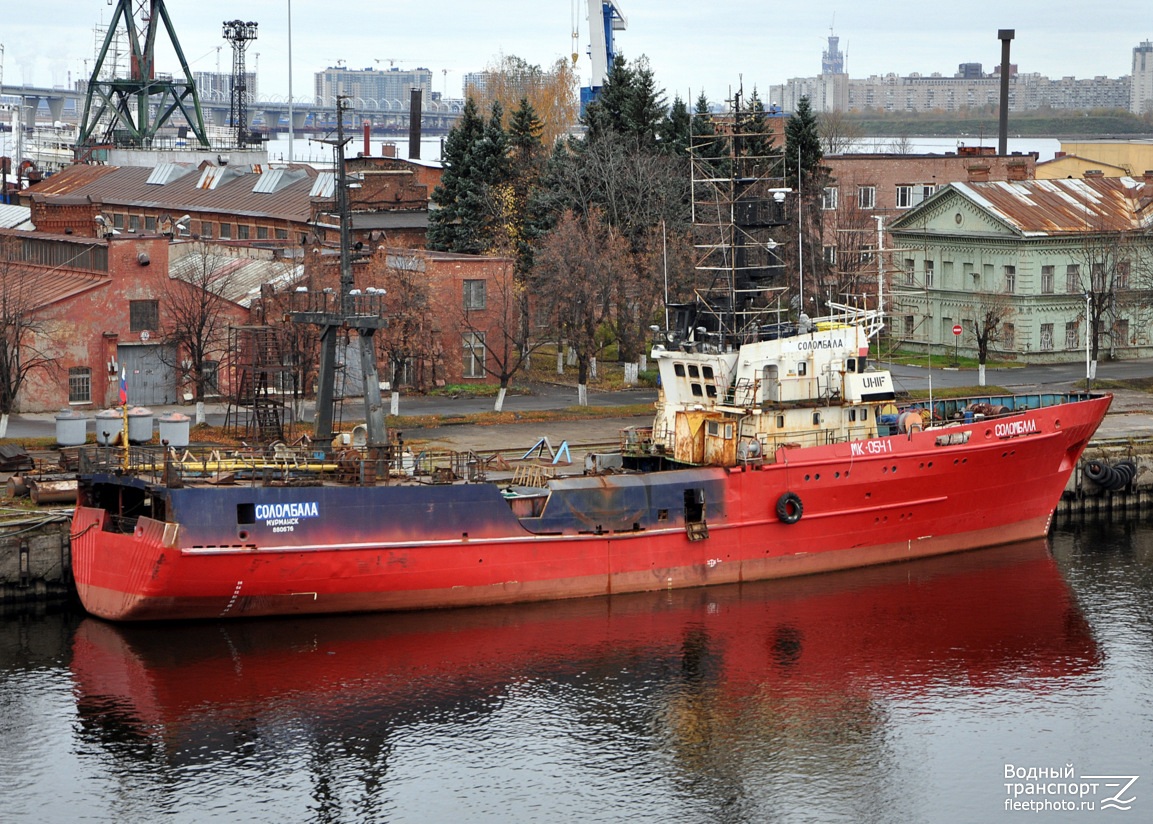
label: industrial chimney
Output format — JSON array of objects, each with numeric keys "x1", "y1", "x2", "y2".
[
  {"x1": 408, "y1": 89, "x2": 422, "y2": 160},
  {"x1": 998, "y1": 29, "x2": 1014, "y2": 156}
]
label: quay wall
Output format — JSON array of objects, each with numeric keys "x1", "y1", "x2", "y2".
[{"x1": 0, "y1": 517, "x2": 72, "y2": 606}]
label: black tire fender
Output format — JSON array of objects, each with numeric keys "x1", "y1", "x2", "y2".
[{"x1": 776, "y1": 491, "x2": 803, "y2": 524}]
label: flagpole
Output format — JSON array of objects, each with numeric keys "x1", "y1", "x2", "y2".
[{"x1": 121, "y1": 368, "x2": 129, "y2": 471}]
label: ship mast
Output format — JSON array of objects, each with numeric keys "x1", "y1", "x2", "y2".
[{"x1": 291, "y1": 96, "x2": 388, "y2": 455}]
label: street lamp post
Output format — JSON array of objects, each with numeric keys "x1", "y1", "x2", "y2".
[{"x1": 1084, "y1": 290, "x2": 1092, "y2": 389}]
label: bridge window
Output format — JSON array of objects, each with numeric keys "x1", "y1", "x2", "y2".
[{"x1": 674, "y1": 363, "x2": 685, "y2": 377}]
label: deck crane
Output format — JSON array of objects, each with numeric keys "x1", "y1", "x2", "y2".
[{"x1": 578, "y1": 0, "x2": 627, "y2": 110}]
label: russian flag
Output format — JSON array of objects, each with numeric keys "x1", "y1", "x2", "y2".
[{"x1": 119, "y1": 368, "x2": 127, "y2": 405}]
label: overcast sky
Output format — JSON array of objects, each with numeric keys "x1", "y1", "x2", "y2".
[{"x1": 2, "y1": 1, "x2": 1149, "y2": 108}]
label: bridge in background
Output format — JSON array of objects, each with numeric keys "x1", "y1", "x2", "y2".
[{"x1": 1, "y1": 84, "x2": 463, "y2": 135}]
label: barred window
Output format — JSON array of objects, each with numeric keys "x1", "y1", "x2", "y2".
[
  {"x1": 1040, "y1": 323, "x2": 1054, "y2": 351},
  {"x1": 1065, "y1": 321, "x2": 1079, "y2": 349},
  {"x1": 129, "y1": 299, "x2": 159, "y2": 332},
  {"x1": 68, "y1": 367, "x2": 91, "y2": 404}
]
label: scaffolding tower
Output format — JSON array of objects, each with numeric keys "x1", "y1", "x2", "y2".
[
  {"x1": 226, "y1": 325, "x2": 290, "y2": 444},
  {"x1": 688, "y1": 90, "x2": 790, "y2": 346}
]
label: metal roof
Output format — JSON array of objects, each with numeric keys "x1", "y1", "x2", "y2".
[
  {"x1": 28, "y1": 162, "x2": 319, "y2": 223},
  {"x1": 948, "y1": 177, "x2": 1153, "y2": 236},
  {"x1": 167, "y1": 244, "x2": 304, "y2": 309},
  {"x1": 0, "y1": 204, "x2": 32, "y2": 230}
]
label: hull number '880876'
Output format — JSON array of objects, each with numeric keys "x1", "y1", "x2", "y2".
[{"x1": 851, "y1": 439, "x2": 893, "y2": 456}]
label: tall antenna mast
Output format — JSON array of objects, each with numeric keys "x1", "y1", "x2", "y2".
[{"x1": 223, "y1": 20, "x2": 258, "y2": 148}]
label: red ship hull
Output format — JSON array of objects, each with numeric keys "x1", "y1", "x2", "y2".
[{"x1": 70, "y1": 393, "x2": 1111, "y2": 621}]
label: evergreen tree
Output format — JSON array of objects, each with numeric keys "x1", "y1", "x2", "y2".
[
  {"x1": 427, "y1": 97, "x2": 486, "y2": 252},
  {"x1": 784, "y1": 96, "x2": 824, "y2": 190},
  {"x1": 427, "y1": 99, "x2": 511, "y2": 254},
  {"x1": 622, "y1": 59, "x2": 666, "y2": 150},
  {"x1": 658, "y1": 95, "x2": 691, "y2": 156},
  {"x1": 583, "y1": 54, "x2": 634, "y2": 140}
]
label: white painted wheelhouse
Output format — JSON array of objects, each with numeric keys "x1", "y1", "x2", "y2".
[{"x1": 649, "y1": 305, "x2": 897, "y2": 465}]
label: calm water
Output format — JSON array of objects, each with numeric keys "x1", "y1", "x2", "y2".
[{"x1": 2, "y1": 521, "x2": 1151, "y2": 824}]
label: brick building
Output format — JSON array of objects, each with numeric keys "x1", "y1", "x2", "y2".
[
  {"x1": 820, "y1": 149, "x2": 1037, "y2": 276},
  {"x1": 0, "y1": 231, "x2": 281, "y2": 412}
]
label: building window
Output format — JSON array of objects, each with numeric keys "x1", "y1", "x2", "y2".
[
  {"x1": 1066, "y1": 264, "x2": 1080, "y2": 293},
  {"x1": 823, "y1": 245, "x2": 837, "y2": 265},
  {"x1": 1041, "y1": 265, "x2": 1054, "y2": 294},
  {"x1": 1004, "y1": 265, "x2": 1016, "y2": 293},
  {"x1": 1117, "y1": 260, "x2": 1130, "y2": 289},
  {"x1": 129, "y1": 215, "x2": 140, "y2": 233},
  {"x1": 903, "y1": 258, "x2": 915, "y2": 286},
  {"x1": 1040, "y1": 323, "x2": 1054, "y2": 351},
  {"x1": 896, "y1": 184, "x2": 935, "y2": 209},
  {"x1": 857, "y1": 186, "x2": 876, "y2": 209},
  {"x1": 129, "y1": 299, "x2": 159, "y2": 332},
  {"x1": 256, "y1": 226, "x2": 269, "y2": 240},
  {"x1": 237, "y1": 224, "x2": 251, "y2": 240},
  {"x1": 463, "y1": 331, "x2": 485, "y2": 378},
  {"x1": 1115, "y1": 319, "x2": 1130, "y2": 348},
  {"x1": 68, "y1": 367, "x2": 91, "y2": 404},
  {"x1": 144, "y1": 215, "x2": 157, "y2": 232},
  {"x1": 904, "y1": 315, "x2": 915, "y2": 336},
  {"x1": 1001, "y1": 322, "x2": 1015, "y2": 350},
  {"x1": 113, "y1": 213, "x2": 125, "y2": 230},
  {"x1": 822, "y1": 187, "x2": 838, "y2": 210},
  {"x1": 219, "y1": 223, "x2": 232, "y2": 239},
  {"x1": 200, "y1": 221, "x2": 213, "y2": 239},
  {"x1": 463, "y1": 279, "x2": 487, "y2": 310},
  {"x1": 1065, "y1": 321, "x2": 1079, "y2": 350},
  {"x1": 924, "y1": 259, "x2": 934, "y2": 288},
  {"x1": 275, "y1": 228, "x2": 288, "y2": 240},
  {"x1": 1090, "y1": 262, "x2": 1107, "y2": 291},
  {"x1": 201, "y1": 359, "x2": 221, "y2": 395}
]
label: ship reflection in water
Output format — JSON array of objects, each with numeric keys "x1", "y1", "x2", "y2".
[{"x1": 64, "y1": 539, "x2": 1107, "y2": 823}]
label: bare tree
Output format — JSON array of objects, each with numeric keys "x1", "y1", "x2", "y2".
[
  {"x1": 457, "y1": 260, "x2": 539, "y2": 412},
  {"x1": 161, "y1": 242, "x2": 240, "y2": 403},
  {"x1": 1072, "y1": 228, "x2": 1153, "y2": 375},
  {"x1": 819, "y1": 193, "x2": 882, "y2": 308},
  {"x1": 362, "y1": 251, "x2": 436, "y2": 392},
  {"x1": 534, "y1": 210, "x2": 631, "y2": 405},
  {"x1": 0, "y1": 236, "x2": 56, "y2": 431},
  {"x1": 965, "y1": 291, "x2": 1015, "y2": 386},
  {"x1": 818, "y1": 110, "x2": 864, "y2": 155}
]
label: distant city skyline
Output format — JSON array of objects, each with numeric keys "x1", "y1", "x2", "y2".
[{"x1": 2, "y1": 1, "x2": 1150, "y2": 107}]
